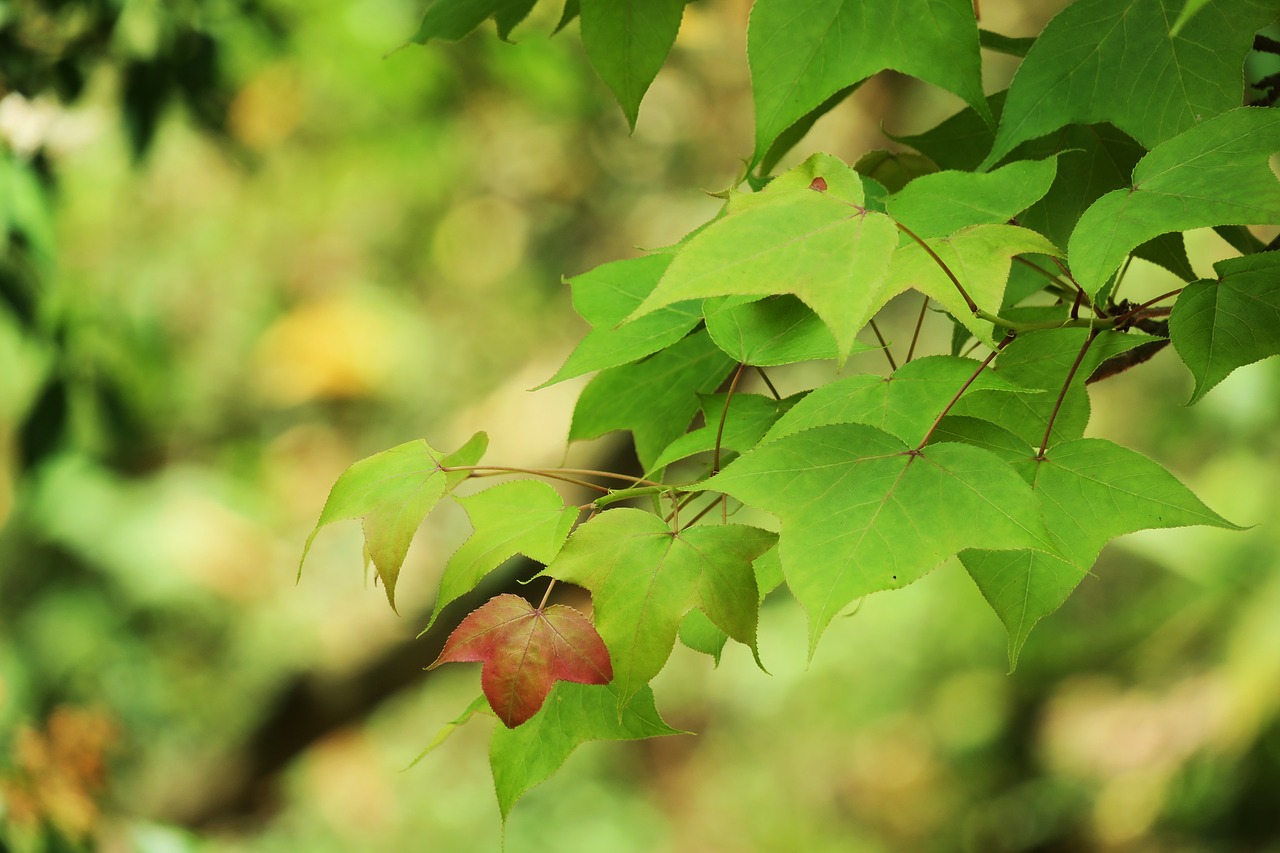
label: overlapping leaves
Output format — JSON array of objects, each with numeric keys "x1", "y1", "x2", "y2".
[
  {"x1": 706, "y1": 422, "x2": 1063, "y2": 655},
  {"x1": 982, "y1": 0, "x2": 1278, "y2": 168},
  {"x1": 542, "y1": 509, "x2": 777, "y2": 706},
  {"x1": 429, "y1": 594, "x2": 613, "y2": 727}
]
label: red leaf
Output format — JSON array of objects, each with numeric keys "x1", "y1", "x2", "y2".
[{"x1": 428, "y1": 594, "x2": 613, "y2": 728}]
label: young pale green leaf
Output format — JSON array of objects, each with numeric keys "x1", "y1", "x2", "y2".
[
  {"x1": 429, "y1": 594, "x2": 613, "y2": 728},
  {"x1": 763, "y1": 356, "x2": 1034, "y2": 447},
  {"x1": 1068, "y1": 108, "x2": 1280, "y2": 300},
  {"x1": 404, "y1": 695, "x2": 494, "y2": 771},
  {"x1": 648, "y1": 392, "x2": 798, "y2": 474},
  {"x1": 982, "y1": 0, "x2": 1278, "y2": 168},
  {"x1": 961, "y1": 437, "x2": 1240, "y2": 668},
  {"x1": 300, "y1": 433, "x2": 487, "y2": 610},
  {"x1": 426, "y1": 481, "x2": 579, "y2": 631},
  {"x1": 579, "y1": 0, "x2": 685, "y2": 129},
  {"x1": 886, "y1": 158, "x2": 1058, "y2": 239},
  {"x1": 490, "y1": 682, "x2": 681, "y2": 821},
  {"x1": 953, "y1": 329, "x2": 1157, "y2": 448},
  {"x1": 412, "y1": 0, "x2": 499, "y2": 43},
  {"x1": 747, "y1": 0, "x2": 989, "y2": 167},
  {"x1": 628, "y1": 179, "x2": 897, "y2": 361},
  {"x1": 732, "y1": 152, "x2": 869, "y2": 211},
  {"x1": 705, "y1": 422, "x2": 1061, "y2": 656},
  {"x1": 540, "y1": 253, "x2": 702, "y2": 387},
  {"x1": 543, "y1": 509, "x2": 776, "y2": 706},
  {"x1": 703, "y1": 296, "x2": 867, "y2": 366},
  {"x1": 569, "y1": 329, "x2": 735, "y2": 469},
  {"x1": 1170, "y1": 252, "x2": 1280, "y2": 404},
  {"x1": 885, "y1": 224, "x2": 1061, "y2": 346}
]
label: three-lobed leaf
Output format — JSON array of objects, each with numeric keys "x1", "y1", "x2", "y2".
[
  {"x1": 706, "y1": 422, "x2": 1062, "y2": 656},
  {"x1": 954, "y1": 428, "x2": 1239, "y2": 668},
  {"x1": 628, "y1": 157, "x2": 898, "y2": 361},
  {"x1": 300, "y1": 432, "x2": 487, "y2": 610},
  {"x1": 429, "y1": 593, "x2": 613, "y2": 728}
]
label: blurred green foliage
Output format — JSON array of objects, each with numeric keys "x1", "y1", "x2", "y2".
[{"x1": 1, "y1": 1, "x2": 1279, "y2": 851}]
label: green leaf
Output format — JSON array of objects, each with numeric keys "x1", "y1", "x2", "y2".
[
  {"x1": 893, "y1": 91, "x2": 1005, "y2": 172},
  {"x1": 852, "y1": 149, "x2": 939, "y2": 194},
  {"x1": 579, "y1": 0, "x2": 685, "y2": 129},
  {"x1": 412, "y1": 0, "x2": 499, "y2": 43},
  {"x1": 649, "y1": 391, "x2": 798, "y2": 474},
  {"x1": 885, "y1": 224, "x2": 1061, "y2": 347},
  {"x1": 301, "y1": 433, "x2": 487, "y2": 610},
  {"x1": 886, "y1": 157, "x2": 1059, "y2": 239},
  {"x1": 757, "y1": 84, "x2": 859, "y2": 176},
  {"x1": 540, "y1": 253, "x2": 702, "y2": 387},
  {"x1": 490, "y1": 682, "x2": 681, "y2": 821},
  {"x1": 961, "y1": 437, "x2": 1239, "y2": 668},
  {"x1": 429, "y1": 594, "x2": 613, "y2": 728},
  {"x1": 554, "y1": 0, "x2": 580, "y2": 33},
  {"x1": 405, "y1": 695, "x2": 493, "y2": 770},
  {"x1": 898, "y1": 98, "x2": 1196, "y2": 282},
  {"x1": 705, "y1": 422, "x2": 1061, "y2": 655},
  {"x1": 735, "y1": 152, "x2": 868, "y2": 210},
  {"x1": 494, "y1": 0, "x2": 537, "y2": 40},
  {"x1": 983, "y1": 0, "x2": 1279, "y2": 168},
  {"x1": 952, "y1": 329, "x2": 1158, "y2": 448},
  {"x1": 677, "y1": 544, "x2": 787, "y2": 665},
  {"x1": 426, "y1": 481, "x2": 579, "y2": 631},
  {"x1": 747, "y1": 0, "x2": 989, "y2": 166},
  {"x1": 704, "y1": 296, "x2": 866, "y2": 366},
  {"x1": 629, "y1": 162, "x2": 898, "y2": 361},
  {"x1": 1170, "y1": 252, "x2": 1280, "y2": 403},
  {"x1": 569, "y1": 329, "x2": 736, "y2": 469},
  {"x1": 763, "y1": 355, "x2": 1035, "y2": 447},
  {"x1": 543, "y1": 509, "x2": 776, "y2": 706},
  {"x1": 1068, "y1": 108, "x2": 1280, "y2": 299},
  {"x1": 678, "y1": 609, "x2": 729, "y2": 664}
]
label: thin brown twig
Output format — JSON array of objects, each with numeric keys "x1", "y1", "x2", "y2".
[
  {"x1": 906, "y1": 294, "x2": 929, "y2": 362},
  {"x1": 713, "y1": 363, "x2": 748, "y2": 475},
  {"x1": 1038, "y1": 329, "x2": 1098, "y2": 458},
  {"x1": 916, "y1": 333, "x2": 1013, "y2": 449},
  {"x1": 755, "y1": 366, "x2": 782, "y2": 400},
  {"x1": 869, "y1": 318, "x2": 898, "y2": 371}
]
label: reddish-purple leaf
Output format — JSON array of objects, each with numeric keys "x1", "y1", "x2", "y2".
[{"x1": 429, "y1": 594, "x2": 613, "y2": 728}]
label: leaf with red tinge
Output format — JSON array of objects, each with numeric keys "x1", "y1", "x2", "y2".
[{"x1": 429, "y1": 594, "x2": 613, "y2": 728}]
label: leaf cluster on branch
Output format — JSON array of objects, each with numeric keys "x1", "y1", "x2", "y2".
[{"x1": 302, "y1": 0, "x2": 1280, "y2": 825}]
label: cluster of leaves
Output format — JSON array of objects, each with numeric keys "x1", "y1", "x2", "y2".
[{"x1": 303, "y1": 0, "x2": 1280, "y2": 825}]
